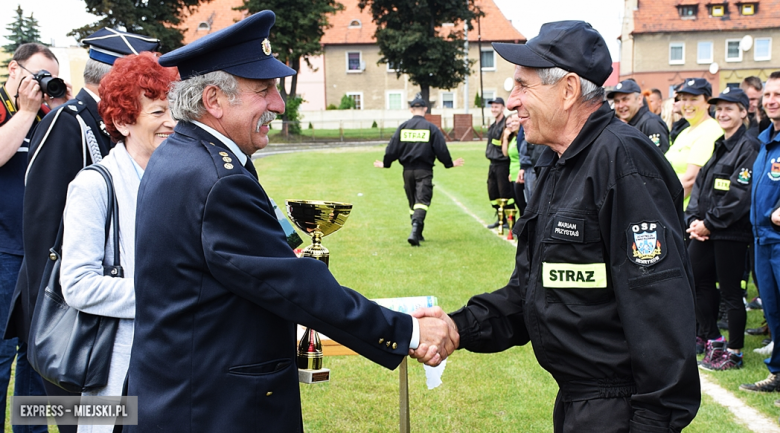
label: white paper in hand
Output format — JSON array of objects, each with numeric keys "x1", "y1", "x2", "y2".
[{"x1": 423, "y1": 359, "x2": 447, "y2": 389}]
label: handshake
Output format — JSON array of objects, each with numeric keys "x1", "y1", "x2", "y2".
[{"x1": 408, "y1": 307, "x2": 459, "y2": 367}]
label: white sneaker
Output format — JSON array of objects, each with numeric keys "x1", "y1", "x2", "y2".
[{"x1": 754, "y1": 341, "x2": 774, "y2": 356}]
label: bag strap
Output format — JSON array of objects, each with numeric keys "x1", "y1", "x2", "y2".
[{"x1": 83, "y1": 164, "x2": 121, "y2": 270}]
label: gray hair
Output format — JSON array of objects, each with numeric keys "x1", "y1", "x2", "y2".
[
  {"x1": 537, "y1": 67, "x2": 604, "y2": 105},
  {"x1": 168, "y1": 71, "x2": 241, "y2": 122},
  {"x1": 83, "y1": 58, "x2": 112, "y2": 85}
]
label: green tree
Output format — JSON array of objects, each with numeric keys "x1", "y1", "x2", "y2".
[
  {"x1": 68, "y1": 0, "x2": 212, "y2": 53},
  {"x1": 236, "y1": 0, "x2": 343, "y2": 136},
  {"x1": 338, "y1": 94, "x2": 356, "y2": 110},
  {"x1": 2, "y1": 6, "x2": 45, "y2": 75},
  {"x1": 358, "y1": 0, "x2": 480, "y2": 108}
]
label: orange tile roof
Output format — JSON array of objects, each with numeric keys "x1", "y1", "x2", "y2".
[
  {"x1": 179, "y1": 0, "x2": 524, "y2": 46},
  {"x1": 321, "y1": 0, "x2": 524, "y2": 45},
  {"x1": 633, "y1": 0, "x2": 780, "y2": 34}
]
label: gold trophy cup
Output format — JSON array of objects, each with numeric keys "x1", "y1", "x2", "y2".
[
  {"x1": 496, "y1": 198, "x2": 509, "y2": 235},
  {"x1": 286, "y1": 200, "x2": 352, "y2": 383},
  {"x1": 505, "y1": 208, "x2": 518, "y2": 240}
]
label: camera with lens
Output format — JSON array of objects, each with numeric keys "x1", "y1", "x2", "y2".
[{"x1": 32, "y1": 70, "x2": 66, "y2": 99}]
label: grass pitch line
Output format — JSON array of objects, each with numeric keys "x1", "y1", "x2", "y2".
[
  {"x1": 436, "y1": 186, "x2": 517, "y2": 246},
  {"x1": 699, "y1": 373, "x2": 780, "y2": 432}
]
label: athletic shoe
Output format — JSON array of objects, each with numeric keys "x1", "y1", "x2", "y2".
[
  {"x1": 739, "y1": 374, "x2": 780, "y2": 392},
  {"x1": 763, "y1": 338, "x2": 772, "y2": 346},
  {"x1": 701, "y1": 352, "x2": 743, "y2": 371},
  {"x1": 746, "y1": 297, "x2": 763, "y2": 310},
  {"x1": 755, "y1": 341, "x2": 774, "y2": 356},
  {"x1": 699, "y1": 339, "x2": 727, "y2": 369},
  {"x1": 746, "y1": 323, "x2": 769, "y2": 335}
]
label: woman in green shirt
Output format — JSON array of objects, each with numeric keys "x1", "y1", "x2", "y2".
[
  {"x1": 501, "y1": 113, "x2": 525, "y2": 215},
  {"x1": 665, "y1": 78, "x2": 724, "y2": 209}
]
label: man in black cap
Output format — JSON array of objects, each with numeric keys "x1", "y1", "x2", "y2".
[
  {"x1": 4, "y1": 29, "x2": 160, "y2": 429},
  {"x1": 129, "y1": 11, "x2": 452, "y2": 432},
  {"x1": 484, "y1": 96, "x2": 515, "y2": 228},
  {"x1": 609, "y1": 79, "x2": 670, "y2": 153},
  {"x1": 410, "y1": 20, "x2": 700, "y2": 432},
  {"x1": 0, "y1": 42, "x2": 68, "y2": 433},
  {"x1": 374, "y1": 96, "x2": 463, "y2": 245}
]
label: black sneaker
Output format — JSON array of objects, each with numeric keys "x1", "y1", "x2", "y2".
[
  {"x1": 486, "y1": 220, "x2": 501, "y2": 229},
  {"x1": 746, "y1": 323, "x2": 769, "y2": 335},
  {"x1": 739, "y1": 374, "x2": 780, "y2": 392},
  {"x1": 746, "y1": 297, "x2": 763, "y2": 310}
]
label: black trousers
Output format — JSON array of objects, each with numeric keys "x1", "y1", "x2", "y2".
[
  {"x1": 402, "y1": 169, "x2": 433, "y2": 217},
  {"x1": 513, "y1": 181, "x2": 527, "y2": 215},
  {"x1": 688, "y1": 239, "x2": 749, "y2": 349},
  {"x1": 487, "y1": 161, "x2": 515, "y2": 210}
]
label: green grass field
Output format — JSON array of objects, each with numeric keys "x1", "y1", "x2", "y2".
[{"x1": 3, "y1": 141, "x2": 773, "y2": 432}]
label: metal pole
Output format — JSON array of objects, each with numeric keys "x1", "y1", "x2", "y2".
[
  {"x1": 399, "y1": 358, "x2": 410, "y2": 433},
  {"x1": 478, "y1": 13, "x2": 485, "y2": 127},
  {"x1": 463, "y1": 9, "x2": 469, "y2": 115}
]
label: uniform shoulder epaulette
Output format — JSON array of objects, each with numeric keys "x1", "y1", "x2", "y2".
[
  {"x1": 59, "y1": 99, "x2": 88, "y2": 116},
  {"x1": 199, "y1": 140, "x2": 241, "y2": 178}
]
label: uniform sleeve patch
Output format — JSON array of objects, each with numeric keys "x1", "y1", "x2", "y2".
[
  {"x1": 713, "y1": 178, "x2": 731, "y2": 191},
  {"x1": 648, "y1": 133, "x2": 661, "y2": 146},
  {"x1": 626, "y1": 221, "x2": 666, "y2": 266},
  {"x1": 737, "y1": 168, "x2": 751, "y2": 184},
  {"x1": 551, "y1": 215, "x2": 585, "y2": 243}
]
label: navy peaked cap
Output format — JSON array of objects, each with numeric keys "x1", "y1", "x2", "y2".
[
  {"x1": 677, "y1": 78, "x2": 712, "y2": 97},
  {"x1": 410, "y1": 97, "x2": 427, "y2": 107},
  {"x1": 492, "y1": 20, "x2": 613, "y2": 86},
  {"x1": 81, "y1": 28, "x2": 161, "y2": 65},
  {"x1": 158, "y1": 10, "x2": 296, "y2": 80},
  {"x1": 607, "y1": 80, "x2": 642, "y2": 98},
  {"x1": 709, "y1": 87, "x2": 750, "y2": 109}
]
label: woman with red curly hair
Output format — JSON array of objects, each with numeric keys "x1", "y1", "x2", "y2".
[{"x1": 59, "y1": 52, "x2": 177, "y2": 431}]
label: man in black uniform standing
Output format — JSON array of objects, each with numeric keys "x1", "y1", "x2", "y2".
[
  {"x1": 411, "y1": 21, "x2": 700, "y2": 432},
  {"x1": 484, "y1": 97, "x2": 515, "y2": 228},
  {"x1": 374, "y1": 97, "x2": 463, "y2": 245},
  {"x1": 609, "y1": 79, "x2": 670, "y2": 153}
]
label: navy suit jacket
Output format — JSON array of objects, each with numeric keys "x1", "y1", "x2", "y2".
[
  {"x1": 6, "y1": 88, "x2": 112, "y2": 342},
  {"x1": 127, "y1": 122, "x2": 412, "y2": 432}
]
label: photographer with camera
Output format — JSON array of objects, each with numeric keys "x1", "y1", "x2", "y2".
[{"x1": 0, "y1": 43, "x2": 70, "y2": 433}]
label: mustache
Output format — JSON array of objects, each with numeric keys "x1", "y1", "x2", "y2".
[{"x1": 256, "y1": 111, "x2": 277, "y2": 133}]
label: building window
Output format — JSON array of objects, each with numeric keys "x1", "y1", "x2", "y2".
[
  {"x1": 197, "y1": 22, "x2": 210, "y2": 32},
  {"x1": 755, "y1": 38, "x2": 772, "y2": 61},
  {"x1": 346, "y1": 52, "x2": 363, "y2": 73},
  {"x1": 347, "y1": 92, "x2": 363, "y2": 110},
  {"x1": 697, "y1": 41, "x2": 713, "y2": 64},
  {"x1": 348, "y1": 20, "x2": 361, "y2": 28},
  {"x1": 726, "y1": 39, "x2": 742, "y2": 62},
  {"x1": 441, "y1": 92, "x2": 455, "y2": 109},
  {"x1": 387, "y1": 61, "x2": 400, "y2": 72},
  {"x1": 481, "y1": 49, "x2": 496, "y2": 71},
  {"x1": 481, "y1": 90, "x2": 496, "y2": 108},
  {"x1": 678, "y1": 5, "x2": 697, "y2": 18},
  {"x1": 669, "y1": 42, "x2": 685, "y2": 65},
  {"x1": 387, "y1": 91, "x2": 403, "y2": 110},
  {"x1": 710, "y1": 4, "x2": 725, "y2": 17},
  {"x1": 741, "y1": 3, "x2": 756, "y2": 15}
]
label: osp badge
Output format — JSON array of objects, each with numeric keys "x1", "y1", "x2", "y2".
[
  {"x1": 769, "y1": 158, "x2": 780, "y2": 181},
  {"x1": 626, "y1": 221, "x2": 666, "y2": 266}
]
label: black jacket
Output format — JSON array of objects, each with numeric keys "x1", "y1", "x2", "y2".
[
  {"x1": 485, "y1": 115, "x2": 508, "y2": 162},
  {"x1": 383, "y1": 115, "x2": 454, "y2": 170},
  {"x1": 685, "y1": 125, "x2": 759, "y2": 242},
  {"x1": 450, "y1": 102, "x2": 699, "y2": 432},
  {"x1": 5, "y1": 89, "x2": 113, "y2": 342},
  {"x1": 671, "y1": 118, "x2": 690, "y2": 144},
  {"x1": 629, "y1": 104, "x2": 670, "y2": 153}
]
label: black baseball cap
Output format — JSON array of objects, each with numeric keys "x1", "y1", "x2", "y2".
[
  {"x1": 708, "y1": 87, "x2": 750, "y2": 109},
  {"x1": 492, "y1": 20, "x2": 613, "y2": 86},
  {"x1": 409, "y1": 97, "x2": 427, "y2": 108},
  {"x1": 607, "y1": 80, "x2": 642, "y2": 99},
  {"x1": 677, "y1": 78, "x2": 712, "y2": 97},
  {"x1": 487, "y1": 97, "x2": 505, "y2": 106}
]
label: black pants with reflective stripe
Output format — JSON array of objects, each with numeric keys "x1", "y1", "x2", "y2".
[
  {"x1": 487, "y1": 161, "x2": 515, "y2": 209},
  {"x1": 402, "y1": 169, "x2": 433, "y2": 213}
]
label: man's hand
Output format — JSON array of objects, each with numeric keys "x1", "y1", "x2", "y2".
[
  {"x1": 408, "y1": 307, "x2": 460, "y2": 366},
  {"x1": 772, "y1": 207, "x2": 780, "y2": 226},
  {"x1": 373, "y1": 160, "x2": 384, "y2": 168},
  {"x1": 453, "y1": 157, "x2": 464, "y2": 167},
  {"x1": 517, "y1": 169, "x2": 525, "y2": 183},
  {"x1": 16, "y1": 76, "x2": 45, "y2": 114},
  {"x1": 686, "y1": 219, "x2": 710, "y2": 241}
]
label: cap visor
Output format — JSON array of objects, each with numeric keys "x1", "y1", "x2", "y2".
[
  {"x1": 493, "y1": 43, "x2": 556, "y2": 69},
  {"x1": 223, "y1": 57, "x2": 296, "y2": 80}
]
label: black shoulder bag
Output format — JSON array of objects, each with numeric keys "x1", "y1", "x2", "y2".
[{"x1": 28, "y1": 164, "x2": 122, "y2": 393}]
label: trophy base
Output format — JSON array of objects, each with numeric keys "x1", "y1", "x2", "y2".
[{"x1": 298, "y1": 368, "x2": 330, "y2": 384}]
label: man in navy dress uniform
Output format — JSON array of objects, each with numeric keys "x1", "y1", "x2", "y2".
[{"x1": 128, "y1": 10, "x2": 452, "y2": 432}]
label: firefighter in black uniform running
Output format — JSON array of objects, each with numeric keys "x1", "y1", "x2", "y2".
[
  {"x1": 409, "y1": 21, "x2": 700, "y2": 432},
  {"x1": 484, "y1": 97, "x2": 516, "y2": 228},
  {"x1": 609, "y1": 79, "x2": 670, "y2": 153},
  {"x1": 374, "y1": 97, "x2": 463, "y2": 246}
]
